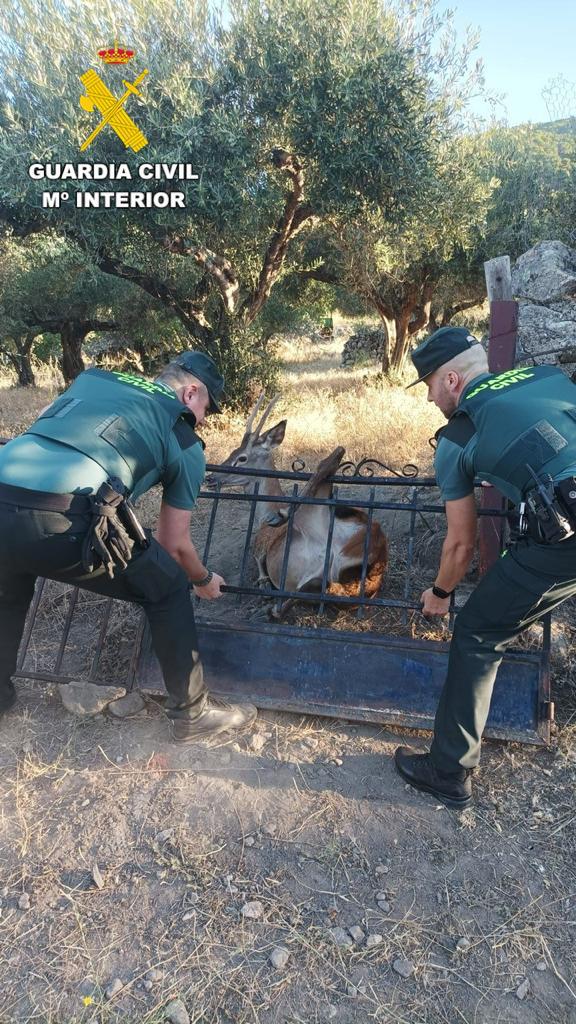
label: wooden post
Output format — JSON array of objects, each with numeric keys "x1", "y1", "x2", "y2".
[
  {"x1": 479, "y1": 257, "x2": 519, "y2": 574},
  {"x1": 484, "y1": 256, "x2": 513, "y2": 301}
]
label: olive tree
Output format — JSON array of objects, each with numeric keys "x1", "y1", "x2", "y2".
[{"x1": 0, "y1": 0, "x2": 489, "y2": 390}]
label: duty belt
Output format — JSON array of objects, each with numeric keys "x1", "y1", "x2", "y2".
[
  {"x1": 519, "y1": 468, "x2": 576, "y2": 545},
  {"x1": 0, "y1": 481, "x2": 91, "y2": 513},
  {"x1": 0, "y1": 479, "x2": 149, "y2": 577}
]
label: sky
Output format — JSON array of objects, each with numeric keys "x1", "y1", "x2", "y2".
[{"x1": 449, "y1": 0, "x2": 576, "y2": 125}]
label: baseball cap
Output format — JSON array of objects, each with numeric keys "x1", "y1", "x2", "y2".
[
  {"x1": 174, "y1": 351, "x2": 225, "y2": 413},
  {"x1": 407, "y1": 326, "x2": 481, "y2": 388}
]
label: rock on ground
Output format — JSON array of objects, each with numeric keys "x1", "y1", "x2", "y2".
[
  {"x1": 58, "y1": 682, "x2": 126, "y2": 717},
  {"x1": 392, "y1": 958, "x2": 414, "y2": 978},
  {"x1": 107, "y1": 690, "x2": 147, "y2": 718},
  {"x1": 165, "y1": 998, "x2": 190, "y2": 1024},
  {"x1": 328, "y1": 926, "x2": 353, "y2": 948},
  {"x1": 269, "y1": 946, "x2": 290, "y2": 969},
  {"x1": 241, "y1": 900, "x2": 264, "y2": 919},
  {"x1": 105, "y1": 977, "x2": 124, "y2": 999},
  {"x1": 145, "y1": 967, "x2": 163, "y2": 984},
  {"x1": 516, "y1": 978, "x2": 530, "y2": 1000}
]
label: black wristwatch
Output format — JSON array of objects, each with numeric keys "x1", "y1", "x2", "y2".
[
  {"x1": 432, "y1": 584, "x2": 454, "y2": 599},
  {"x1": 192, "y1": 570, "x2": 214, "y2": 587}
]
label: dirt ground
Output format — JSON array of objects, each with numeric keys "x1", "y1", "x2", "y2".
[{"x1": 1, "y1": 333, "x2": 576, "y2": 1024}]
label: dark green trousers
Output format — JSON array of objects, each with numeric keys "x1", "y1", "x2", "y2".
[
  {"x1": 431, "y1": 534, "x2": 576, "y2": 772},
  {"x1": 0, "y1": 499, "x2": 206, "y2": 715}
]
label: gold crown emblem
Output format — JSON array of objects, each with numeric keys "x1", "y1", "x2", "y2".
[{"x1": 97, "y1": 40, "x2": 135, "y2": 65}]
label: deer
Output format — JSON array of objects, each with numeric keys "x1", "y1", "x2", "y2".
[{"x1": 208, "y1": 394, "x2": 388, "y2": 602}]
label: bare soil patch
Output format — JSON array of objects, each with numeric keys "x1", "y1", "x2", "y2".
[{"x1": 1, "y1": 336, "x2": 575, "y2": 1023}]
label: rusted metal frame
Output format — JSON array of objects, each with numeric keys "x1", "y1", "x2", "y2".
[
  {"x1": 222, "y1": 582, "x2": 426, "y2": 611},
  {"x1": 402, "y1": 485, "x2": 420, "y2": 627},
  {"x1": 275, "y1": 484, "x2": 300, "y2": 617},
  {"x1": 53, "y1": 586, "x2": 80, "y2": 674},
  {"x1": 277, "y1": 484, "x2": 300, "y2": 592},
  {"x1": 236, "y1": 481, "x2": 260, "y2": 604},
  {"x1": 16, "y1": 577, "x2": 46, "y2": 671},
  {"x1": 540, "y1": 614, "x2": 552, "y2": 738},
  {"x1": 317, "y1": 486, "x2": 338, "y2": 617},
  {"x1": 125, "y1": 611, "x2": 147, "y2": 693},
  {"x1": 12, "y1": 667, "x2": 123, "y2": 686},
  {"x1": 205, "y1": 464, "x2": 436, "y2": 487},
  {"x1": 199, "y1": 487, "x2": 506, "y2": 518},
  {"x1": 87, "y1": 596, "x2": 115, "y2": 680},
  {"x1": 356, "y1": 486, "x2": 376, "y2": 621},
  {"x1": 201, "y1": 481, "x2": 222, "y2": 565}
]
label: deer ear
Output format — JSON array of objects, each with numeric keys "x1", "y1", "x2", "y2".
[{"x1": 259, "y1": 419, "x2": 287, "y2": 448}]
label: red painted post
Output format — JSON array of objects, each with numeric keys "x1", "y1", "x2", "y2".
[{"x1": 478, "y1": 299, "x2": 519, "y2": 575}]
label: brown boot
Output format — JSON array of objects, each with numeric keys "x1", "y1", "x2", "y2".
[{"x1": 171, "y1": 697, "x2": 257, "y2": 744}]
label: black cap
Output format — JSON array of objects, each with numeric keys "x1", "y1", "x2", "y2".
[
  {"x1": 174, "y1": 351, "x2": 225, "y2": 413},
  {"x1": 407, "y1": 327, "x2": 481, "y2": 388}
]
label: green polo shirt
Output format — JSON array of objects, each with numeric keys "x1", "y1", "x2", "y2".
[
  {"x1": 435, "y1": 366, "x2": 576, "y2": 505},
  {"x1": 0, "y1": 370, "x2": 206, "y2": 511}
]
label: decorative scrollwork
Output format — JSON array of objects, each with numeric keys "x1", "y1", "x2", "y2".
[{"x1": 339, "y1": 458, "x2": 419, "y2": 479}]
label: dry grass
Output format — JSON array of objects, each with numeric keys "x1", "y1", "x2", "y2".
[
  {"x1": 202, "y1": 333, "x2": 443, "y2": 473},
  {"x1": 1, "y1": 338, "x2": 440, "y2": 474}
]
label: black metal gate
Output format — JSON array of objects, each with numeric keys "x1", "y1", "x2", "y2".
[{"x1": 8, "y1": 452, "x2": 549, "y2": 745}]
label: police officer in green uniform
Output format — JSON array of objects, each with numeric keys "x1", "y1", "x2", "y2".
[
  {"x1": 394, "y1": 326, "x2": 576, "y2": 807},
  {"x1": 0, "y1": 352, "x2": 257, "y2": 742}
]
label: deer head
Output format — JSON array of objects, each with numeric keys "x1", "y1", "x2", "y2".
[{"x1": 206, "y1": 393, "x2": 287, "y2": 489}]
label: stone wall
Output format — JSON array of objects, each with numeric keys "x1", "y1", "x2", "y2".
[
  {"x1": 341, "y1": 327, "x2": 385, "y2": 367},
  {"x1": 512, "y1": 240, "x2": 576, "y2": 373}
]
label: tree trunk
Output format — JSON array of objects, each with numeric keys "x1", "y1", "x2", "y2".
[
  {"x1": 5, "y1": 332, "x2": 37, "y2": 386},
  {"x1": 60, "y1": 321, "x2": 87, "y2": 383},
  {"x1": 379, "y1": 317, "x2": 394, "y2": 374},
  {"x1": 390, "y1": 310, "x2": 412, "y2": 373},
  {"x1": 7, "y1": 351, "x2": 36, "y2": 387}
]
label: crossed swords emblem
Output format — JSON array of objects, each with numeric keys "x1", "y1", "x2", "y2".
[{"x1": 79, "y1": 68, "x2": 149, "y2": 152}]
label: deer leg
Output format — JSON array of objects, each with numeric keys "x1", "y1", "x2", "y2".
[
  {"x1": 269, "y1": 597, "x2": 297, "y2": 621},
  {"x1": 254, "y1": 552, "x2": 272, "y2": 587}
]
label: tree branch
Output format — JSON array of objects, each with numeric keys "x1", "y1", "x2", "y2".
[
  {"x1": 293, "y1": 265, "x2": 341, "y2": 285},
  {"x1": 239, "y1": 151, "x2": 314, "y2": 324},
  {"x1": 93, "y1": 252, "x2": 214, "y2": 346},
  {"x1": 440, "y1": 296, "x2": 483, "y2": 325},
  {"x1": 161, "y1": 235, "x2": 241, "y2": 315},
  {"x1": 408, "y1": 280, "x2": 435, "y2": 336}
]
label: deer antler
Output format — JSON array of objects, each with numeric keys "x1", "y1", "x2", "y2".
[
  {"x1": 242, "y1": 392, "x2": 267, "y2": 443},
  {"x1": 253, "y1": 395, "x2": 280, "y2": 441},
  {"x1": 242, "y1": 392, "x2": 281, "y2": 444}
]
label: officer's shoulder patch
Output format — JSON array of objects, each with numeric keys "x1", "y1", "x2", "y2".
[
  {"x1": 173, "y1": 418, "x2": 203, "y2": 451},
  {"x1": 436, "y1": 412, "x2": 476, "y2": 449}
]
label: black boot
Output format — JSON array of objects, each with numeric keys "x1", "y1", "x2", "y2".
[
  {"x1": 0, "y1": 682, "x2": 16, "y2": 718},
  {"x1": 394, "y1": 746, "x2": 472, "y2": 809},
  {"x1": 171, "y1": 696, "x2": 257, "y2": 744}
]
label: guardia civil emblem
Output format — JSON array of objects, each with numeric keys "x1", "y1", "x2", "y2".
[{"x1": 79, "y1": 41, "x2": 149, "y2": 153}]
